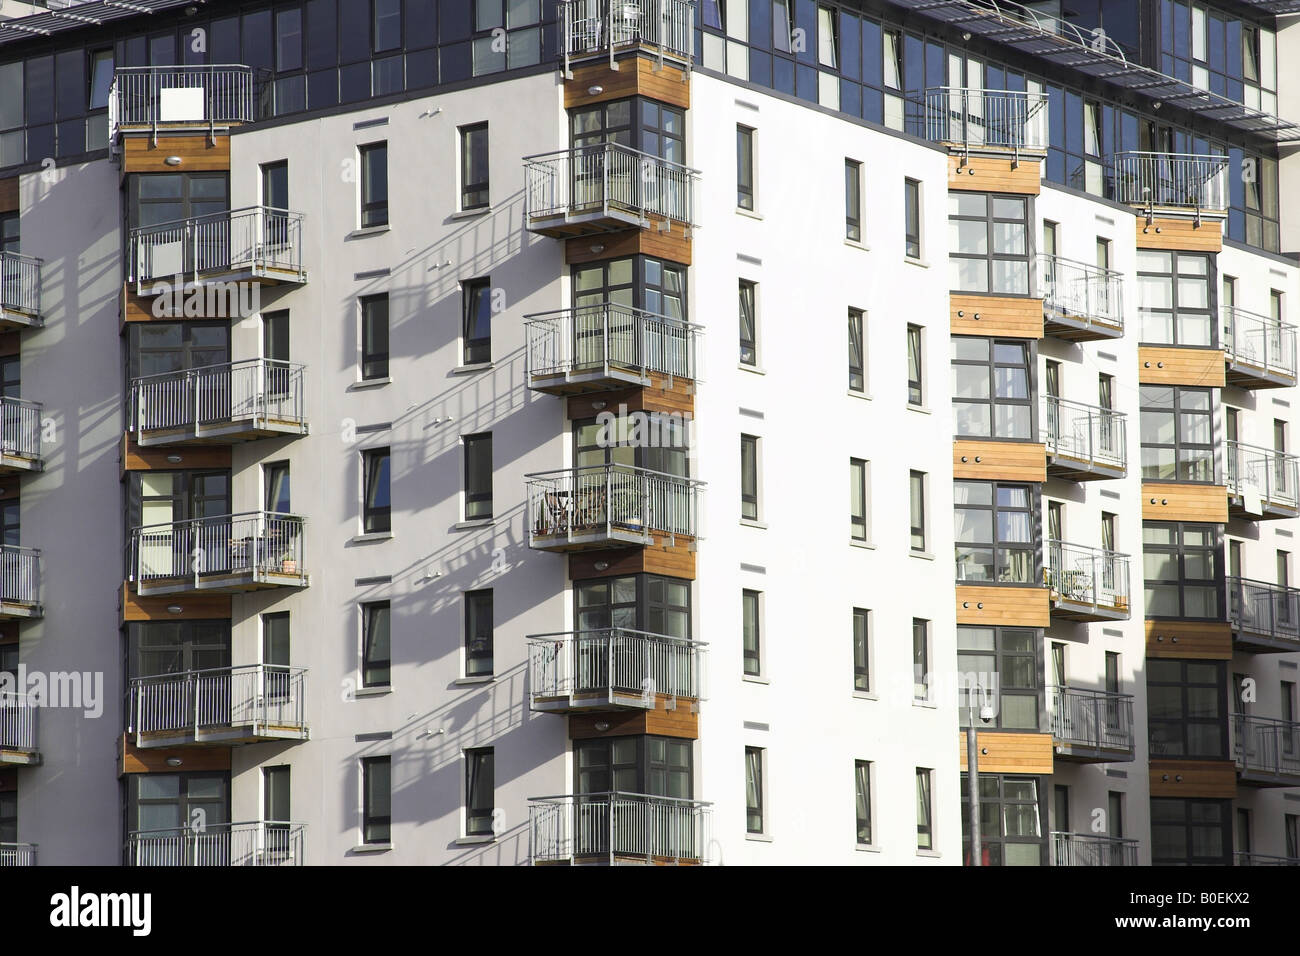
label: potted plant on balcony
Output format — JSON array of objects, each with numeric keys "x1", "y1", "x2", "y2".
[{"x1": 278, "y1": 550, "x2": 297, "y2": 574}]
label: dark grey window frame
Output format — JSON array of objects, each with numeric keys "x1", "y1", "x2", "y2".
[
  {"x1": 463, "y1": 432, "x2": 493, "y2": 521},
  {"x1": 956, "y1": 625, "x2": 1042, "y2": 732},
  {"x1": 739, "y1": 279, "x2": 757, "y2": 366},
  {"x1": 362, "y1": 447, "x2": 391, "y2": 534},
  {"x1": 909, "y1": 470, "x2": 926, "y2": 552},
  {"x1": 848, "y1": 308, "x2": 865, "y2": 392},
  {"x1": 855, "y1": 759, "x2": 872, "y2": 845},
  {"x1": 464, "y1": 589, "x2": 493, "y2": 678},
  {"x1": 740, "y1": 434, "x2": 759, "y2": 521},
  {"x1": 1136, "y1": 250, "x2": 1216, "y2": 348},
  {"x1": 359, "y1": 293, "x2": 389, "y2": 380},
  {"x1": 459, "y1": 121, "x2": 489, "y2": 210},
  {"x1": 845, "y1": 158, "x2": 862, "y2": 241},
  {"x1": 853, "y1": 608, "x2": 870, "y2": 692},
  {"x1": 1143, "y1": 521, "x2": 1222, "y2": 621},
  {"x1": 906, "y1": 324, "x2": 923, "y2": 406},
  {"x1": 1150, "y1": 797, "x2": 1232, "y2": 865},
  {"x1": 904, "y1": 178, "x2": 921, "y2": 259},
  {"x1": 737, "y1": 124, "x2": 755, "y2": 210},
  {"x1": 1140, "y1": 385, "x2": 1216, "y2": 484},
  {"x1": 745, "y1": 746, "x2": 764, "y2": 834},
  {"x1": 850, "y1": 457, "x2": 868, "y2": 541},
  {"x1": 461, "y1": 277, "x2": 491, "y2": 365},
  {"x1": 954, "y1": 481, "x2": 1040, "y2": 586},
  {"x1": 1147, "y1": 659, "x2": 1228, "y2": 759},
  {"x1": 947, "y1": 192, "x2": 1033, "y2": 296},
  {"x1": 742, "y1": 588, "x2": 761, "y2": 677},
  {"x1": 465, "y1": 747, "x2": 495, "y2": 836},
  {"x1": 951, "y1": 336, "x2": 1036, "y2": 441},
  {"x1": 361, "y1": 755, "x2": 390, "y2": 844},
  {"x1": 961, "y1": 773, "x2": 1048, "y2": 866},
  {"x1": 361, "y1": 599, "x2": 390, "y2": 688},
  {"x1": 359, "y1": 141, "x2": 388, "y2": 228}
]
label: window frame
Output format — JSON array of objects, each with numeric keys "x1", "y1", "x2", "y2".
[
  {"x1": 1143, "y1": 521, "x2": 1222, "y2": 621},
  {"x1": 854, "y1": 759, "x2": 873, "y2": 846},
  {"x1": 1147, "y1": 658, "x2": 1228, "y2": 760},
  {"x1": 1150, "y1": 797, "x2": 1231, "y2": 865},
  {"x1": 736, "y1": 124, "x2": 756, "y2": 211},
  {"x1": 360, "y1": 599, "x2": 391, "y2": 688},
  {"x1": 845, "y1": 158, "x2": 862, "y2": 241},
  {"x1": 362, "y1": 447, "x2": 391, "y2": 534},
  {"x1": 912, "y1": 617, "x2": 930, "y2": 701},
  {"x1": 1136, "y1": 250, "x2": 1216, "y2": 348},
  {"x1": 740, "y1": 434, "x2": 760, "y2": 522},
  {"x1": 906, "y1": 324, "x2": 924, "y2": 406},
  {"x1": 458, "y1": 121, "x2": 489, "y2": 211},
  {"x1": 464, "y1": 747, "x2": 495, "y2": 837},
  {"x1": 358, "y1": 140, "x2": 388, "y2": 228},
  {"x1": 745, "y1": 746, "x2": 766, "y2": 835},
  {"x1": 953, "y1": 481, "x2": 1040, "y2": 585},
  {"x1": 359, "y1": 293, "x2": 389, "y2": 381},
  {"x1": 961, "y1": 773, "x2": 1047, "y2": 865},
  {"x1": 739, "y1": 279, "x2": 758, "y2": 366},
  {"x1": 361, "y1": 755, "x2": 391, "y2": 844},
  {"x1": 951, "y1": 336, "x2": 1036, "y2": 441},
  {"x1": 848, "y1": 307, "x2": 865, "y2": 393},
  {"x1": 1139, "y1": 385, "x2": 1216, "y2": 484},
  {"x1": 464, "y1": 589, "x2": 494, "y2": 678},
  {"x1": 904, "y1": 177, "x2": 922, "y2": 259},
  {"x1": 461, "y1": 277, "x2": 492, "y2": 365},
  {"x1": 947, "y1": 191, "x2": 1033, "y2": 296},
  {"x1": 850, "y1": 457, "x2": 869, "y2": 541},
  {"x1": 852, "y1": 607, "x2": 871, "y2": 693},
  {"x1": 463, "y1": 432, "x2": 493, "y2": 521},
  {"x1": 956, "y1": 625, "x2": 1042, "y2": 732},
  {"x1": 915, "y1": 767, "x2": 934, "y2": 851},
  {"x1": 742, "y1": 588, "x2": 762, "y2": 677}
]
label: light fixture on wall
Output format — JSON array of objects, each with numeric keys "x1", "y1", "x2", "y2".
[
  {"x1": 166, "y1": 605, "x2": 183, "y2": 614},
  {"x1": 166, "y1": 757, "x2": 183, "y2": 766},
  {"x1": 591, "y1": 400, "x2": 607, "y2": 410},
  {"x1": 593, "y1": 561, "x2": 609, "y2": 572},
  {"x1": 594, "y1": 721, "x2": 610, "y2": 732},
  {"x1": 166, "y1": 454, "x2": 183, "y2": 463},
  {"x1": 164, "y1": 156, "x2": 183, "y2": 166},
  {"x1": 590, "y1": 243, "x2": 605, "y2": 255},
  {"x1": 587, "y1": 85, "x2": 604, "y2": 96}
]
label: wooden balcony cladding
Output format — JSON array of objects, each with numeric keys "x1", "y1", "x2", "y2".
[
  {"x1": 119, "y1": 734, "x2": 232, "y2": 775},
  {"x1": 953, "y1": 440, "x2": 1046, "y2": 482},
  {"x1": 0, "y1": 176, "x2": 16, "y2": 213},
  {"x1": 564, "y1": 222, "x2": 691, "y2": 267},
  {"x1": 1144, "y1": 620, "x2": 1232, "y2": 660},
  {"x1": 957, "y1": 731, "x2": 1054, "y2": 774},
  {"x1": 1149, "y1": 760, "x2": 1237, "y2": 799},
  {"x1": 956, "y1": 585, "x2": 1051, "y2": 627},
  {"x1": 566, "y1": 382, "x2": 694, "y2": 420},
  {"x1": 569, "y1": 704, "x2": 698, "y2": 741},
  {"x1": 947, "y1": 156, "x2": 1041, "y2": 195},
  {"x1": 569, "y1": 544, "x2": 695, "y2": 581},
  {"x1": 121, "y1": 133, "x2": 231, "y2": 174},
  {"x1": 1135, "y1": 216, "x2": 1223, "y2": 254},
  {"x1": 1141, "y1": 482, "x2": 1228, "y2": 523},
  {"x1": 564, "y1": 58, "x2": 690, "y2": 111},
  {"x1": 950, "y1": 294, "x2": 1044, "y2": 339},
  {"x1": 121, "y1": 584, "x2": 232, "y2": 624},
  {"x1": 1138, "y1": 346, "x2": 1226, "y2": 387},
  {"x1": 121, "y1": 432, "x2": 231, "y2": 475}
]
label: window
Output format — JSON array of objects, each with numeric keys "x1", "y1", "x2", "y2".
[
  {"x1": 1051, "y1": 642, "x2": 1066, "y2": 686},
  {"x1": 1280, "y1": 550, "x2": 1291, "y2": 588},
  {"x1": 459, "y1": 123, "x2": 489, "y2": 210},
  {"x1": 745, "y1": 747, "x2": 765, "y2": 834},
  {"x1": 736, "y1": 125, "x2": 755, "y2": 210},
  {"x1": 1281, "y1": 682, "x2": 1296, "y2": 756},
  {"x1": 962, "y1": 774, "x2": 1045, "y2": 865},
  {"x1": 852, "y1": 608, "x2": 870, "y2": 692},
  {"x1": 740, "y1": 435, "x2": 759, "y2": 521},
  {"x1": 128, "y1": 172, "x2": 229, "y2": 232},
  {"x1": 372, "y1": 0, "x2": 401, "y2": 52},
  {"x1": 954, "y1": 481, "x2": 1038, "y2": 584},
  {"x1": 1143, "y1": 522, "x2": 1220, "y2": 619},
  {"x1": 361, "y1": 756, "x2": 391, "y2": 844},
  {"x1": 362, "y1": 448, "x2": 391, "y2": 533},
  {"x1": 904, "y1": 178, "x2": 922, "y2": 259},
  {"x1": 1137, "y1": 251, "x2": 1214, "y2": 346},
  {"x1": 845, "y1": 159, "x2": 862, "y2": 241},
  {"x1": 916, "y1": 768, "x2": 934, "y2": 850},
  {"x1": 464, "y1": 590, "x2": 493, "y2": 678},
  {"x1": 906, "y1": 325, "x2": 923, "y2": 405},
  {"x1": 909, "y1": 470, "x2": 927, "y2": 552},
  {"x1": 463, "y1": 433, "x2": 493, "y2": 520},
  {"x1": 740, "y1": 589, "x2": 763, "y2": 677},
  {"x1": 576, "y1": 736, "x2": 692, "y2": 800},
  {"x1": 957, "y1": 626, "x2": 1040, "y2": 730},
  {"x1": 912, "y1": 618, "x2": 930, "y2": 700},
  {"x1": 1287, "y1": 814, "x2": 1299, "y2": 859},
  {"x1": 854, "y1": 760, "x2": 872, "y2": 845},
  {"x1": 948, "y1": 193, "x2": 1031, "y2": 295},
  {"x1": 1108, "y1": 792, "x2": 1124, "y2": 841},
  {"x1": 1151, "y1": 798, "x2": 1231, "y2": 865},
  {"x1": 850, "y1": 458, "x2": 869, "y2": 541},
  {"x1": 359, "y1": 142, "x2": 388, "y2": 228},
  {"x1": 361, "y1": 600, "x2": 391, "y2": 688},
  {"x1": 951, "y1": 338, "x2": 1034, "y2": 440},
  {"x1": 1148, "y1": 659, "x2": 1226, "y2": 758},
  {"x1": 264, "y1": 461, "x2": 291, "y2": 516},
  {"x1": 360, "y1": 294, "x2": 389, "y2": 380},
  {"x1": 848, "y1": 308, "x2": 865, "y2": 392},
  {"x1": 262, "y1": 612, "x2": 290, "y2": 699},
  {"x1": 88, "y1": 50, "x2": 114, "y2": 111},
  {"x1": 772, "y1": 0, "x2": 792, "y2": 52},
  {"x1": 465, "y1": 748, "x2": 495, "y2": 836},
  {"x1": 1140, "y1": 386, "x2": 1214, "y2": 483},
  {"x1": 739, "y1": 280, "x2": 757, "y2": 365},
  {"x1": 461, "y1": 278, "x2": 492, "y2": 365},
  {"x1": 472, "y1": 0, "x2": 543, "y2": 73}
]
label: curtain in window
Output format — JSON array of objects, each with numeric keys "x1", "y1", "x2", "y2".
[
  {"x1": 855, "y1": 763, "x2": 871, "y2": 843},
  {"x1": 745, "y1": 749, "x2": 762, "y2": 830},
  {"x1": 739, "y1": 283, "x2": 756, "y2": 363},
  {"x1": 916, "y1": 771, "x2": 932, "y2": 848},
  {"x1": 848, "y1": 311, "x2": 864, "y2": 387},
  {"x1": 906, "y1": 326, "x2": 922, "y2": 400}
]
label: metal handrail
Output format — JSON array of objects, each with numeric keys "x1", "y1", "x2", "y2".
[
  {"x1": 0, "y1": 251, "x2": 42, "y2": 318},
  {"x1": 1109, "y1": 151, "x2": 1229, "y2": 212},
  {"x1": 125, "y1": 820, "x2": 305, "y2": 866},
  {"x1": 0, "y1": 843, "x2": 36, "y2": 866},
  {"x1": 129, "y1": 663, "x2": 307, "y2": 738},
  {"x1": 112, "y1": 64, "x2": 260, "y2": 136},
  {"x1": 0, "y1": 397, "x2": 42, "y2": 462},
  {"x1": 1042, "y1": 396, "x2": 1127, "y2": 473},
  {"x1": 1051, "y1": 831, "x2": 1138, "y2": 866},
  {"x1": 1227, "y1": 575, "x2": 1300, "y2": 647},
  {"x1": 527, "y1": 628, "x2": 707, "y2": 704},
  {"x1": 1225, "y1": 440, "x2": 1300, "y2": 511},
  {"x1": 1038, "y1": 253, "x2": 1124, "y2": 330},
  {"x1": 1233, "y1": 713, "x2": 1300, "y2": 779},
  {"x1": 128, "y1": 205, "x2": 304, "y2": 286},
  {"x1": 1048, "y1": 685, "x2": 1135, "y2": 753},
  {"x1": 0, "y1": 545, "x2": 40, "y2": 606},
  {"x1": 0, "y1": 692, "x2": 36, "y2": 753},
  {"x1": 129, "y1": 510, "x2": 305, "y2": 583},
  {"x1": 129, "y1": 358, "x2": 306, "y2": 435},
  {"x1": 1235, "y1": 851, "x2": 1300, "y2": 866},
  {"x1": 525, "y1": 303, "x2": 701, "y2": 382},
  {"x1": 911, "y1": 87, "x2": 1049, "y2": 153},
  {"x1": 561, "y1": 0, "x2": 695, "y2": 73},
  {"x1": 1223, "y1": 306, "x2": 1298, "y2": 382},
  {"x1": 524, "y1": 143, "x2": 701, "y2": 228},
  {"x1": 526, "y1": 463, "x2": 703, "y2": 542},
  {"x1": 1045, "y1": 540, "x2": 1131, "y2": 614},
  {"x1": 527, "y1": 791, "x2": 713, "y2": 865}
]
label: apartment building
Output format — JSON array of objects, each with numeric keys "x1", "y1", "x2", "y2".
[{"x1": 0, "y1": 0, "x2": 1297, "y2": 867}]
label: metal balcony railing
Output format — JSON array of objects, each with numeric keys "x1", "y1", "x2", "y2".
[
  {"x1": 0, "y1": 251, "x2": 42, "y2": 320},
  {"x1": 128, "y1": 664, "x2": 307, "y2": 742},
  {"x1": 561, "y1": 0, "x2": 695, "y2": 73},
  {"x1": 911, "y1": 87, "x2": 1049, "y2": 153},
  {"x1": 1233, "y1": 713, "x2": 1300, "y2": 780},
  {"x1": 528, "y1": 629, "x2": 705, "y2": 707},
  {"x1": 528, "y1": 792, "x2": 713, "y2": 865},
  {"x1": 0, "y1": 843, "x2": 36, "y2": 866},
  {"x1": 1228, "y1": 576, "x2": 1300, "y2": 648},
  {"x1": 111, "y1": 65, "x2": 260, "y2": 136},
  {"x1": 1225, "y1": 441, "x2": 1300, "y2": 513},
  {"x1": 126, "y1": 821, "x2": 305, "y2": 866},
  {"x1": 527, "y1": 464, "x2": 702, "y2": 544},
  {"x1": 1110, "y1": 152, "x2": 1229, "y2": 213},
  {"x1": 0, "y1": 693, "x2": 36, "y2": 754},
  {"x1": 526, "y1": 304, "x2": 701, "y2": 384},
  {"x1": 1223, "y1": 307, "x2": 1298, "y2": 384},
  {"x1": 1042, "y1": 396, "x2": 1127, "y2": 475},
  {"x1": 1235, "y1": 851, "x2": 1300, "y2": 866},
  {"x1": 0, "y1": 545, "x2": 40, "y2": 608},
  {"x1": 129, "y1": 511, "x2": 305, "y2": 586},
  {"x1": 1045, "y1": 541, "x2": 1131, "y2": 616},
  {"x1": 1038, "y1": 254, "x2": 1124, "y2": 331},
  {"x1": 0, "y1": 397, "x2": 42, "y2": 464},
  {"x1": 524, "y1": 144, "x2": 700, "y2": 228},
  {"x1": 130, "y1": 359, "x2": 307, "y2": 438},
  {"x1": 128, "y1": 206, "x2": 305, "y2": 287},
  {"x1": 1049, "y1": 685, "x2": 1135, "y2": 755},
  {"x1": 1052, "y1": 832, "x2": 1139, "y2": 866}
]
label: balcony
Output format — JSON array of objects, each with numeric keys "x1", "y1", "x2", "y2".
[
  {"x1": 1049, "y1": 686, "x2": 1136, "y2": 762},
  {"x1": 1225, "y1": 441, "x2": 1299, "y2": 520},
  {"x1": 129, "y1": 360, "x2": 307, "y2": 447},
  {"x1": 560, "y1": 0, "x2": 694, "y2": 75},
  {"x1": 910, "y1": 87, "x2": 1049, "y2": 158},
  {"x1": 1236, "y1": 852, "x2": 1300, "y2": 866},
  {"x1": 1051, "y1": 832, "x2": 1139, "y2": 866},
  {"x1": 1229, "y1": 577, "x2": 1300, "y2": 652},
  {"x1": 128, "y1": 664, "x2": 308, "y2": 748},
  {"x1": 1043, "y1": 397, "x2": 1126, "y2": 481},
  {"x1": 1233, "y1": 714, "x2": 1300, "y2": 786},
  {"x1": 0, "y1": 546, "x2": 41, "y2": 620},
  {"x1": 1223, "y1": 307, "x2": 1298, "y2": 389},
  {"x1": 526, "y1": 464, "x2": 702, "y2": 552},
  {"x1": 0, "y1": 693, "x2": 38, "y2": 765},
  {"x1": 1110, "y1": 152, "x2": 1229, "y2": 218},
  {"x1": 0, "y1": 398, "x2": 42, "y2": 474},
  {"x1": 125, "y1": 821, "x2": 305, "y2": 866},
  {"x1": 1045, "y1": 541, "x2": 1131, "y2": 621},
  {"x1": 0, "y1": 251, "x2": 42, "y2": 330},
  {"x1": 1038, "y1": 255, "x2": 1124, "y2": 341},
  {"x1": 528, "y1": 792, "x2": 713, "y2": 865},
  {"x1": 525, "y1": 304, "x2": 701, "y2": 395},
  {"x1": 111, "y1": 65, "x2": 261, "y2": 140},
  {"x1": 129, "y1": 511, "x2": 307, "y2": 595},
  {"x1": 527, "y1": 628, "x2": 705, "y2": 713},
  {"x1": 524, "y1": 144, "x2": 699, "y2": 238},
  {"x1": 128, "y1": 206, "x2": 307, "y2": 293},
  {"x1": 0, "y1": 843, "x2": 36, "y2": 866}
]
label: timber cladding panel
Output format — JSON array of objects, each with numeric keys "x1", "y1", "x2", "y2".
[
  {"x1": 568, "y1": 705, "x2": 698, "y2": 740},
  {"x1": 1138, "y1": 346, "x2": 1226, "y2": 387},
  {"x1": 950, "y1": 294, "x2": 1044, "y2": 338},
  {"x1": 564, "y1": 58, "x2": 690, "y2": 111},
  {"x1": 120, "y1": 735, "x2": 232, "y2": 774},
  {"x1": 121, "y1": 584, "x2": 232, "y2": 623},
  {"x1": 957, "y1": 732, "x2": 1054, "y2": 774},
  {"x1": 956, "y1": 585, "x2": 1051, "y2": 627},
  {"x1": 121, "y1": 134, "x2": 232, "y2": 173},
  {"x1": 565, "y1": 382, "x2": 694, "y2": 419},
  {"x1": 1148, "y1": 760, "x2": 1237, "y2": 798},
  {"x1": 1144, "y1": 620, "x2": 1232, "y2": 660},
  {"x1": 568, "y1": 545, "x2": 695, "y2": 580},
  {"x1": 120, "y1": 433, "x2": 232, "y2": 474},
  {"x1": 565, "y1": 225, "x2": 691, "y2": 266},
  {"x1": 953, "y1": 440, "x2": 1046, "y2": 482},
  {"x1": 946, "y1": 156, "x2": 1042, "y2": 195},
  {"x1": 0, "y1": 176, "x2": 16, "y2": 213},
  {"x1": 1141, "y1": 482, "x2": 1228, "y2": 523},
  {"x1": 1135, "y1": 217, "x2": 1223, "y2": 253}
]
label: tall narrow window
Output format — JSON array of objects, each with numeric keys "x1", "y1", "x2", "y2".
[
  {"x1": 459, "y1": 122, "x2": 489, "y2": 210},
  {"x1": 1287, "y1": 815, "x2": 1299, "y2": 859},
  {"x1": 845, "y1": 159, "x2": 862, "y2": 241},
  {"x1": 739, "y1": 280, "x2": 757, "y2": 365},
  {"x1": 465, "y1": 589, "x2": 493, "y2": 677},
  {"x1": 359, "y1": 142, "x2": 388, "y2": 228},
  {"x1": 742, "y1": 589, "x2": 761, "y2": 677},
  {"x1": 909, "y1": 470, "x2": 926, "y2": 551},
  {"x1": 464, "y1": 433, "x2": 493, "y2": 520},
  {"x1": 916, "y1": 768, "x2": 933, "y2": 850},
  {"x1": 361, "y1": 600, "x2": 391, "y2": 687},
  {"x1": 745, "y1": 747, "x2": 764, "y2": 833},
  {"x1": 736, "y1": 125, "x2": 755, "y2": 210},
  {"x1": 855, "y1": 760, "x2": 872, "y2": 845},
  {"x1": 360, "y1": 294, "x2": 389, "y2": 380},
  {"x1": 850, "y1": 458, "x2": 868, "y2": 541},
  {"x1": 465, "y1": 748, "x2": 495, "y2": 836},
  {"x1": 263, "y1": 764, "x2": 291, "y2": 829},
  {"x1": 461, "y1": 278, "x2": 492, "y2": 364},
  {"x1": 361, "y1": 756, "x2": 391, "y2": 843},
  {"x1": 848, "y1": 308, "x2": 865, "y2": 392},
  {"x1": 741, "y1": 435, "x2": 759, "y2": 521},
  {"x1": 263, "y1": 612, "x2": 291, "y2": 700},
  {"x1": 772, "y1": 0, "x2": 792, "y2": 52},
  {"x1": 1140, "y1": 386, "x2": 1215, "y2": 483},
  {"x1": 904, "y1": 179, "x2": 921, "y2": 258},
  {"x1": 373, "y1": 0, "x2": 401, "y2": 52},
  {"x1": 912, "y1": 618, "x2": 930, "y2": 700},
  {"x1": 852, "y1": 608, "x2": 870, "y2": 692},
  {"x1": 363, "y1": 448, "x2": 391, "y2": 533},
  {"x1": 906, "y1": 325, "x2": 923, "y2": 405},
  {"x1": 818, "y1": 5, "x2": 839, "y2": 65}
]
